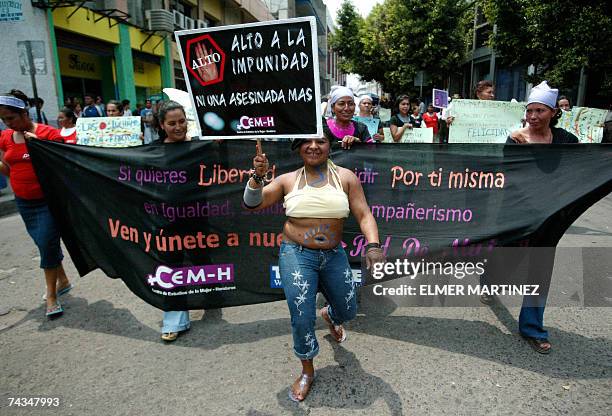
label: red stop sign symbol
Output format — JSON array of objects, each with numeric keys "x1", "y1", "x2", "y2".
[{"x1": 186, "y1": 34, "x2": 226, "y2": 87}]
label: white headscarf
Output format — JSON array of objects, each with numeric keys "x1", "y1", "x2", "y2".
[
  {"x1": 325, "y1": 85, "x2": 354, "y2": 118},
  {"x1": 527, "y1": 81, "x2": 558, "y2": 109},
  {"x1": 357, "y1": 94, "x2": 373, "y2": 106}
]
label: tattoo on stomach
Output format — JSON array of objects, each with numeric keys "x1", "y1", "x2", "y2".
[{"x1": 303, "y1": 224, "x2": 336, "y2": 245}]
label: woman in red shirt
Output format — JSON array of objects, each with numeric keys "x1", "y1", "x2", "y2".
[
  {"x1": 0, "y1": 90, "x2": 73, "y2": 318},
  {"x1": 421, "y1": 103, "x2": 439, "y2": 139},
  {"x1": 57, "y1": 107, "x2": 78, "y2": 144}
]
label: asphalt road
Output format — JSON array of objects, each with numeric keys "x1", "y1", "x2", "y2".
[{"x1": 0, "y1": 195, "x2": 610, "y2": 416}]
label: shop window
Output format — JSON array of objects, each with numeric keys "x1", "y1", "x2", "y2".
[
  {"x1": 475, "y1": 26, "x2": 491, "y2": 50},
  {"x1": 144, "y1": 0, "x2": 164, "y2": 10},
  {"x1": 171, "y1": 1, "x2": 193, "y2": 18},
  {"x1": 128, "y1": 0, "x2": 145, "y2": 27}
]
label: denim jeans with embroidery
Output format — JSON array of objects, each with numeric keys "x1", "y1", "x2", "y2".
[{"x1": 279, "y1": 241, "x2": 357, "y2": 360}]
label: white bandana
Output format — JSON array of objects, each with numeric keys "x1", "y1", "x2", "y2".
[
  {"x1": 325, "y1": 86, "x2": 354, "y2": 118},
  {"x1": 527, "y1": 81, "x2": 558, "y2": 109},
  {"x1": 0, "y1": 96, "x2": 27, "y2": 109}
]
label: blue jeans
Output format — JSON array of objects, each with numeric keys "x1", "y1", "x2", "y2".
[
  {"x1": 519, "y1": 305, "x2": 547, "y2": 339},
  {"x1": 483, "y1": 250, "x2": 552, "y2": 340},
  {"x1": 15, "y1": 197, "x2": 64, "y2": 269},
  {"x1": 161, "y1": 311, "x2": 190, "y2": 333},
  {"x1": 279, "y1": 241, "x2": 357, "y2": 360},
  {"x1": 519, "y1": 248, "x2": 554, "y2": 340}
]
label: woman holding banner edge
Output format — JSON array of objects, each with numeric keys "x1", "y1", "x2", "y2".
[
  {"x1": 151, "y1": 100, "x2": 194, "y2": 342},
  {"x1": 323, "y1": 86, "x2": 372, "y2": 147},
  {"x1": 507, "y1": 81, "x2": 578, "y2": 354},
  {"x1": 243, "y1": 137, "x2": 385, "y2": 401},
  {"x1": 0, "y1": 90, "x2": 73, "y2": 318}
]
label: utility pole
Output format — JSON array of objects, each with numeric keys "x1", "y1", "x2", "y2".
[{"x1": 25, "y1": 41, "x2": 41, "y2": 122}]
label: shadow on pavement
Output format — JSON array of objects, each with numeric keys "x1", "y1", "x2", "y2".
[
  {"x1": 276, "y1": 335, "x2": 403, "y2": 416},
  {"x1": 0, "y1": 296, "x2": 159, "y2": 342},
  {"x1": 565, "y1": 225, "x2": 612, "y2": 237},
  {"x1": 352, "y1": 295, "x2": 612, "y2": 380},
  {"x1": 181, "y1": 307, "x2": 293, "y2": 350},
  {"x1": 3, "y1": 291, "x2": 609, "y2": 382}
]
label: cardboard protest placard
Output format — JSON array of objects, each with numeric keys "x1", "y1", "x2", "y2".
[
  {"x1": 402, "y1": 127, "x2": 434, "y2": 143},
  {"x1": 76, "y1": 117, "x2": 141, "y2": 147},
  {"x1": 558, "y1": 107, "x2": 608, "y2": 143},
  {"x1": 353, "y1": 116, "x2": 380, "y2": 137},
  {"x1": 382, "y1": 127, "x2": 434, "y2": 143},
  {"x1": 433, "y1": 89, "x2": 448, "y2": 109},
  {"x1": 448, "y1": 100, "x2": 524, "y2": 143},
  {"x1": 383, "y1": 127, "x2": 392, "y2": 142},
  {"x1": 378, "y1": 108, "x2": 391, "y2": 122},
  {"x1": 175, "y1": 17, "x2": 322, "y2": 139}
]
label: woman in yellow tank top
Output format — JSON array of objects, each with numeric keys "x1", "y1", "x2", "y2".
[{"x1": 243, "y1": 137, "x2": 384, "y2": 402}]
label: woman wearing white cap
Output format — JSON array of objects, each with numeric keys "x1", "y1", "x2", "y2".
[
  {"x1": 355, "y1": 94, "x2": 383, "y2": 142},
  {"x1": 507, "y1": 81, "x2": 578, "y2": 355},
  {"x1": 508, "y1": 81, "x2": 579, "y2": 144},
  {"x1": 323, "y1": 86, "x2": 372, "y2": 148}
]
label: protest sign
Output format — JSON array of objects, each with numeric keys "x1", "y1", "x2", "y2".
[
  {"x1": 558, "y1": 107, "x2": 608, "y2": 143},
  {"x1": 378, "y1": 108, "x2": 391, "y2": 122},
  {"x1": 353, "y1": 116, "x2": 380, "y2": 137},
  {"x1": 29, "y1": 140, "x2": 611, "y2": 310},
  {"x1": 433, "y1": 89, "x2": 448, "y2": 109},
  {"x1": 448, "y1": 100, "x2": 525, "y2": 143},
  {"x1": 76, "y1": 117, "x2": 142, "y2": 147},
  {"x1": 175, "y1": 17, "x2": 322, "y2": 139},
  {"x1": 402, "y1": 127, "x2": 434, "y2": 143},
  {"x1": 383, "y1": 127, "x2": 392, "y2": 142}
]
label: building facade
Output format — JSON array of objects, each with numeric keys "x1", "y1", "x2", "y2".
[
  {"x1": 453, "y1": 4, "x2": 607, "y2": 107},
  {"x1": 1, "y1": 0, "x2": 272, "y2": 118},
  {"x1": 0, "y1": 2, "x2": 61, "y2": 117}
]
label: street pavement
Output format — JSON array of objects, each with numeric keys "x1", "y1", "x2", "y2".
[{"x1": 0, "y1": 195, "x2": 610, "y2": 416}]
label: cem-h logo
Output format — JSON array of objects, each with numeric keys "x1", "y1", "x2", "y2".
[{"x1": 186, "y1": 34, "x2": 226, "y2": 87}]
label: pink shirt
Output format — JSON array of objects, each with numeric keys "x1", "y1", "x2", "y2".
[{"x1": 326, "y1": 118, "x2": 355, "y2": 139}]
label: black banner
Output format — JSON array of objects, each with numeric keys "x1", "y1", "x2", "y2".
[
  {"x1": 28, "y1": 140, "x2": 612, "y2": 311},
  {"x1": 175, "y1": 18, "x2": 322, "y2": 139}
]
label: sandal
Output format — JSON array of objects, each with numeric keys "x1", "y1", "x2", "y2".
[
  {"x1": 42, "y1": 283, "x2": 74, "y2": 300},
  {"x1": 288, "y1": 372, "x2": 315, "y2": 402},
  {"x1": 320, "y1": 306, "x2": 347, "y2": 343},
  {"x1": 45, "y1": 302, "x2": 64, "y2": 319},
  {"x1": 57, "y1": 283, "x2": 74, "y2": 297},
  {"x1": 521, "y1": 334, "x2": 552, "y2": 354},
  {"x1": 161, "y1": 332, "x2": 178, "y2": 342},
  {"x1": 161, "y1": 327, "x2": 189, "y2": 342}
]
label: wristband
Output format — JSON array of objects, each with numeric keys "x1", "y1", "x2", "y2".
[
  {"x1": 243, "y1": 182, "x2": 263, "y2": 208},
  {"x1": 365, "y1": 242, "x2": 381, "y2": 252},
  {"x1": 250, "y1": 171, "x2": 266, "y2": 185}
]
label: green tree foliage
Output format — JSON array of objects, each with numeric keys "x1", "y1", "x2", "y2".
[
  {"x1": 479, "y1": 0, "x2": 612, "y2": 90},
  {"x1": 329, "y1": 0, "x2": 364, "y2": 75},
  {"x1": 331, "y1": 0, "x2": 471, "y2": 95}
]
